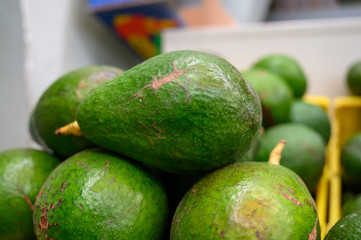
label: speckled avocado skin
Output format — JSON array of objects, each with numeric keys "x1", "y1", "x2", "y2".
[
  {"x1": 0, "y1": 148, "x2": 61, "y2": 240},
  {"x1": 77, "y1": 50, "x2": 262, "y2": 174},
  {"x1": 33, "y1": 148, "x2": 169, "y2": 240},
  {"x1": 170, "y1": 162, "x2": 320, "y2": 240},
  {"x1": 32, "y1": 66, "x2": 123, "y2": 158}
]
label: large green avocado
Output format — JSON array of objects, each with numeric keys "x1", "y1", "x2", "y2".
[
  {"x1": 76, "y1": 50, "x2": 262, "y2": 173},
  {"x1": 31, "y1": 65, "x2": 123, "y2": 158},
  {"x1": 254, "y1": 123, "x2": 325, "y2": 194},
  {"x1": 252, "y1": 54, "x2": 307, "y2": 98},
  {"x1": 0, "y1": 148, "x2": 61, "y2": 240},
  {"x1": 33, "y1": 148, "x2": 169, "y2": 240},
  {"x1": 170, "y1": 159, "x2": 320, "y2": 239},
  {"x1": 242, "y1": 68, "x2": 293, "y2": 128}
]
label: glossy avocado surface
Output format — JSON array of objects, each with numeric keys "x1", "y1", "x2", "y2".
[
  {"x1": 170, "y1": 161, "x2": 320, "y2": 240},
  {"x1": 77, "y1": 50, "x2": 262, "y2": 174},
  {"x1": 33, "y1": 148, "x2": 169, "y2": 240}
]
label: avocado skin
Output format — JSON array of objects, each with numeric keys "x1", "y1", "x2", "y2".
[
  {"x1": 32, "y1": 65, "x2": 123, "y2": 158},
  {"x1": 33, "y1": 148, "x2": 169, "y2": 240},
  {"x1": 77, "y1": 50, "x2": 262, "y2": 174},
  {"x1": 254, "y1": 123, "x2": 325, "y2": 194},
  {"x1": 0, "y1": 148, "x2": 61, "y2": 240},
  {"x1": 170, "y1": 161, "x2": 320, "y2": 240}
]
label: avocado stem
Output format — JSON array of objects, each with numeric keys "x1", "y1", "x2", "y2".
[
  {"x1": 55, "y1": 121, "x2": 83, "y2": 136},
  {"x1": 268, "y1": 140, "x2": 286, "y2": 165}
]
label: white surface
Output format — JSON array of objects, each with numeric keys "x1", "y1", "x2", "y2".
[
  {"x1": 162, "y1": 17, "x2": 361, "y2": 98},
  {"x1": 0, "y1": 0, "x2": 30, "y2": 150}
]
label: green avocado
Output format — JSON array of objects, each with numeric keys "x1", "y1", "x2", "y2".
[
  {"x1": 288, "y1": 99, "x2": 331, "y2": 144},
  {"x1": 0, "y1": 148, "x2": 61, "y2": 240},
  {"x1": 31, "y1": 65, "x2": 123, "y2": 158},
  {"x1": 252, "y1": 54, "x2": 307, "y2": 98},
  {"x1": 254, "y1": 123, "x2": 325, "y2": 194},
  {"x1": 325, "y1": 210, "x2": 361, "y2": 239},
  {"x1": 33, "y1": 148, "x2": 169, "y2": 240},
  {"x1": 242, "y1": 68, "x2": 293, "y2": 128},
  {"x1": 76, "y1": 50, "x2": 262, "y2": 174},
  {"x1": 341, "y1": 132, "x2": 361, "y2": 191},
  {"x1": 170, "y1": 161, "x2": 320, "y2": 239},
  {"x1": 346, "y1": 60, "x2": 361, "y2": 96}
]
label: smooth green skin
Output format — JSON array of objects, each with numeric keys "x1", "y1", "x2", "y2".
[
  {"x1": 253, "y1": 54, "x2": 307, "y2": 98},
  {"x1": 33, "y1": 148, "x2": 169, "y2": 240},
  {"x1": 32, "y1": 65, "x2": 123, "y2": 158},
  {"x1": 0, "y1": 148, "x2": 61, "y2": 240},
  {"x1": 342, "y1": 194, "x2": 361, "y2": 217},
  {"x1": 77, "y1": 50, "x2": 262, "y2": 174},
  {"x1": 341, "y1": 133, "x2": 361, "y2": 190},
  {"x1": 325, "y1": 210, "x2": 361, "y2": 240},
  {"x1": 347, "y1": 60, "x2": 361, "y2": 96},
  {"x1": 170, "y1": 162, "x2": 320, "y2": 240},
  {"x1": 242, "y1": 68, "x2": 293, "y2": 128},
  {"x1": 288, "y1": 99, "x2": 331, "y2": 144},
  {"x1": 254, "y1": 123, "x2": 325, "y2": 194}
]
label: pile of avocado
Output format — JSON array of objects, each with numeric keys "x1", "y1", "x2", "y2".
[
  {"x1": 240, "y1": 54, "x2": 330, "y2": 195},
  {"x1": 1, "y1": 50, "x2": 324, "y2": 239}
]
